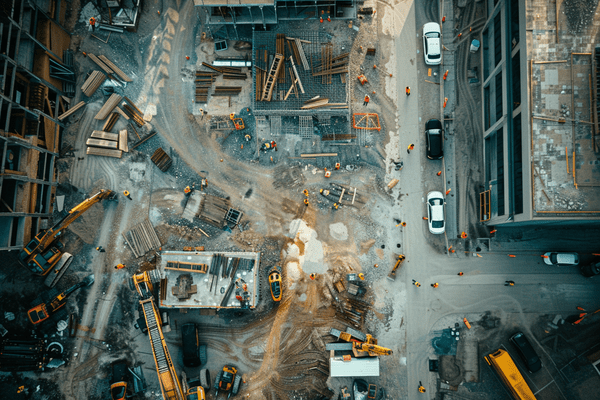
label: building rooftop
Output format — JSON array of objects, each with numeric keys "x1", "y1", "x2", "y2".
[
  {"x1": 157, "y1": 251, "x2": 260, "y2": 309},
  {"x1": 527, "y1": 1, "x2": 600, "y2": 217}
]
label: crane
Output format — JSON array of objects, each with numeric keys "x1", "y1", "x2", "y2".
[
  {"x1": 130, "y1": 271, "x2": 186, "y2": 400},
  {"x1": 19, "y1": 189, "x2": 116, "y2": 275}
]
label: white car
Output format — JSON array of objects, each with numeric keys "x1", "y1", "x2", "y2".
[
  {"x1": 423, "y1": 22, "x2": 442, "y2": 65},
  {"x1": 427, "y1": 191, "x2": 445, "y2": 234},
  {"x1": 543, "y1": 252, "x2": 579, "y2": 266}
]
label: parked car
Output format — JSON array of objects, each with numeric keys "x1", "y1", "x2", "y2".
[
  {"x1": 580, "y1": 261, "x2": 600, "y2": 277},
  {"x1": 543, "y1": 252, "x2": 579, "y2": 266},
  {"x1": 425, "y1": 119, "x2": 444, "y2": 159},
  {"x1": 427, "y1": 191, "x2": 445, "y2": 234},
  {"x1": 182, "y1": 323, "x2": 206, "y2": 368},
  {"x1": 423, "y1": 23, "x2": 442, "y2": 65},
  {"x1": 509, "y1": 332, "x2": 542, "y2": 373}
]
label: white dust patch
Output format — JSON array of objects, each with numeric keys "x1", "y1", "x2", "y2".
[
  {"x1": 329, "y1": 222, "x2": 349, "y2": 241},
  {"x1": 380, "y1": 0, "x2": 411, "y2": 37},
  {"x1": 385, "y1": 45, "x2": 397, "y2": 103},
  {"x1": 384, "y1": 130, "x2": 401, "y2": 177},
  {"x1": 286, "y1": 219, "x2": 326, "y2": 274},
  {"x1": 298, "y1": 293, "x2": 307, "y2": 302},
  {"x1": 286, "y1": 261, "x2": 301, "y2": 290}
]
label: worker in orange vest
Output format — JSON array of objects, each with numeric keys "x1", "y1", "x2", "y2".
[
  {"x1": 364, "y1": 95, "x2": 370, "y2": 106},
  {"x1": 89, "y1": 17, "x2": 96, "y2": 32}
]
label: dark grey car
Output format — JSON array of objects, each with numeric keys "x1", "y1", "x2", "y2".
[
  {"x1": 509, "y1": 332, "x2": 542, "y2": 373},
  {"x1": 425, "y1": 119, "x2": 443, "y2": 159}
]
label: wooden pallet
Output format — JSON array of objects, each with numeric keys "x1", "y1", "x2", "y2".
[{"x1": 81, "y1": 70, "x2": 106, "y2": 97}]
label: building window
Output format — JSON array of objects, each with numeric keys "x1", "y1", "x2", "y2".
[
  {"x1": 512, "y1": 114, "x2": 523, "y2": 214},
  {"x1": 511, "y1": 51, "x2": 521, "y2": 110},
  {"x1": 484, "y1": 85, "x2": 490, "y2": 130},
  {"x1": 510, "y1": 0, "x2": 520, "y2": 48},
  {"x1": 497, "y1": 128, "x2": 505, "y2": 216},
  {"x1": 494, "y1": 13, "x2": 502, "y2": 67},
  {"x1": 495, "y1": 74, "x2": 503, "y2": 121}
]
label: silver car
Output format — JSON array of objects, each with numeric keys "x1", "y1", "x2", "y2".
[{"x1": 427, "y1": 191, "x2": 445, "y2": 234}]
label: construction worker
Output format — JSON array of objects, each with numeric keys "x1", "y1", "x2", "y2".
[
  {"x1": 412, "y1": 279, "x2": 421, "y2": 287},
  {"x1": 271, "y1": 141, "x2": 278, "y2": 151},
  {"x1": 458, "y1": 272, "x2": 464, "y2": 276},
  {"x1": 461, "y1": 231, "x2": 468, "y2": 239},
  {"x1": 505, "y1": 280, "x2": 515, "y2": 286},
  {"x1": 310, "y1": 273, "x2": 316, "y2": 280},
  {"x1": 406, "y1": 86, "x2": 411, "y2": 96},
  {"x1": 303, "y1": 189, "x2": 309, "y2": 197},
  {"x1": 96, "y1": 246, "x2": 105, "y2": 252},
  {"x1": 304, "y1": 198, "x2": 309, "y2": 206},
  {"x1": 418, "y1": 382, "x2": 426, "y2": 393},
  {"x1": 261, "y1": 142, "x2": 271, "y2": 152},
  {"x1": 431, "y1": 282, "x2": 439, "y2": 288},
  {"x1": 245, "y1": 134, "x2": 251, "y2": 142},
  {"x1": 407, "y1": 144, "x2": 415, "y2": 154},
  {"x1": 201, "y1": 178, "x2": 207, "y2": 190},
  {"x1": 325, "y1": 171, "x2": 331, "y2": 178},
  {"x1": 364, "y1": 95, "x2": 370, "y2": 106},
  {"x1": 123, "y1": 190, "x2": 132, "y2": 200},
  {"x1": 333, "y1": 203, "x2": 339, "y2": 210},
  {"x1": 89, "y1": 17, "x2": 96, "y2": 31},
  {"x1": 115, "y1": 263, "x2": 125, "y2": 270},
  {"x1": 358, "y1": 273, "x2": 365, "y2": 280},
  {"x1": 184, "y1": 186, "x2": 192, "y2": 194},
  {"x1": 335, "y1": 162, "x2": 340, "y2": 170}
]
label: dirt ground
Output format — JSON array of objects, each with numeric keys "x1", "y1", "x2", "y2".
[{"x1": 0, "y1": 0, "x2": 418, "y2": 398}]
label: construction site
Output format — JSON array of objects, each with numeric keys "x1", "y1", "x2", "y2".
[{"x1": 2, "y1": 0, "x2": 600, "y2": 399}]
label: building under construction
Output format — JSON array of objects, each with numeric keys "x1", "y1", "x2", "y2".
[
  {"x1": 157, "y1": 251, "x2": 260, "y2": 310},
  {"x1": 0, "y1": 0, "x2": 74, "y2": 250},
  {"x1": 194, "y1": 0, "x2": 357, "y2": 40}
]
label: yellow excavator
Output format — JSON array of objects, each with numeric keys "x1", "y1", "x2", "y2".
[
  {"x1": 130, "y1": 271, "x2": 192, "y2": 400},
  {"x1": 19, "y1": 189, "x2": 116, "y2": 275}
]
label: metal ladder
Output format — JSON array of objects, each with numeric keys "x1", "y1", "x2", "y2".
[
  {"x1": 142, "y1": 300, "x2": 168, "y2": 373},
  {"x1": 261, "y1": 54, "x2": 283, "y2": 101}
]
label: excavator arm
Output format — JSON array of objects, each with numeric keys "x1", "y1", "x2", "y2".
[{"x1": 19, "y1": 189, "x2": 115, "y2": 275}]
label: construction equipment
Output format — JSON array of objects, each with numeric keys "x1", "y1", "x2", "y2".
[
  {"x1": 185, "y1": 386, "x2": 206, "y2": 399},
  {"x1": 19, "y1": 189, "x2": 116, "y2": 275},
  {"x1": 28, "y1": 274, "x2": 95, "y2": 325},
  {"x1": 357, "y1": 74, "x2": 368, "y2": 85},
  {"x1": 214, "y1": 365, "x2": 242, "y2": 398},
  {"x1": 386, "y1": 254, "x2": 406, "y2": 281},
  {"x1": 110, "y1": 361, "x2": 129, "y2": 400},
  {"x1": 268, "y1": 266, "x2": 282, "y2": 302},
  {"x1": 229, "y1": 113, "x2": 245, "y2": 130},
  {"x1": 330, "y1": 327, "x2": 392, "y2": 357},
  {"x1": 260, "y1": 141, "x2": 277, "y2": 152},
  {"x1": 130, "y1": 271, "x2": 185, "y2": 400}
]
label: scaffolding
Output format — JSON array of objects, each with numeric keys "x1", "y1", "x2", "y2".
[{"x1": 252, "y1": 31, "x2": 349, "y2": 118}]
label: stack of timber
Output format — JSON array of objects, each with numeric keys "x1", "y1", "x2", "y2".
[
  {"x1": 119, "y1": 130, "x2": 128, "y2": 152},
  {"x1": 95, "y1": 94, "x2": 122, "y2": 120},
  {"x1": 212, "y1": 86, "x2": 242, "y2": 97},
  {"x1": 151, "y1": 148, "x2": 172, "y2": 172},
  {"x1": 102, "y1": 112, "x2": 120, "y2": 132},
  {"x1": 276, "y1": 34, "x2": 286, "y2": 83},
  {"x1": 301, "y1": 97, "x2": 347, "y2": 109},
  {"x1": 198, "y1": 194, "x2": 231, "y2": 228},
  {"x1": 86, "y1": 129, "x2": 123, "y2": 158},
  {"x1": 312, "y1": 49, "x2": 349, "y2": 79},
  {"x1": 195, "y1": 71, "x2": 216, "y2": 103},
  {"x1": 120, "y1": 97, "x2": 145, "y2": 127},
  {"x1": 286, "y1": 37, "x2": 310, "y2": 70},
  {"x1": 88, "y1": 53, "x2": 114, "y2": 75},
  {"x1": 98, "y1": 55, "x2": 132, "y2": 82},
  {"x1": 123, "y1": 219, "x2": 161, "y2": 258},
  {"x1": 81, "y1": 71, "x2": 106, "y2": 97},
  {"x1": 58, "y1": 101, "x2": 86, "y2": 121}
]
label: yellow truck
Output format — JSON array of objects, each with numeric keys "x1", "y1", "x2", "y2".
[{"x1": 484, "y1": 349, "x2": 536, "y2": 400}]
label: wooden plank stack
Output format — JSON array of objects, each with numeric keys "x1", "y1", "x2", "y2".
[
  {"x1": 119, "y1": 130, "x2": 128, "y2": 152},
  {"x1": 276, "y1": 34, "x2": 286, "y2": 83},
  {"x1": 88, "y1": 54, "x2": 114, "y2": 75},
  {"x1": 98, "y1": 55, "x2": 132, "y2": 82},
  {"x1": 87, "y1": 130, "x2": 124, "y2": 158},
  {"x1": 86, "y1": 147, "x2": 122, "y2": 158},
  {"x1": 123, "y1": 219, "x2": 162, "y2": 258},
  {"x1": 212, "y1": 86, "x2": 242, "y2": 97},
  {"x1": 195, "y1": 71, "x2": 216, "y2": 103},
  {"x1": 312, "y1": 50, "x2": 349, "y2": 78},
  {"x1": 198, "y1": 194, "x2": 231, "y2": 228},
  {"x1": 151, "y1": 148, "x2": 172, "y2": 172},
  {"x1": 102, "y1": 112, "x2": 120, "y2": 132},
  {"x1": 120, "y1": 97, "x2": 145, "y2": 127},
  {"x1": 95, "y1": 94, "x2": 122, "y2": 120},
  {"x1": 81, "y1": 71, "x2": 106, "y2": 97},
  {"x1": 58, "y1": 101, "x2": 85, "y2": 121},
  {"x1": 91, "y1": 130, "x2": 119, "y2": 141},
  {"x1": 86, "y1": 138, "x2": 119, "y2": 149}
]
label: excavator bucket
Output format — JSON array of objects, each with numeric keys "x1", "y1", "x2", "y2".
[{"x1": 82, "y1": 274, "x2": 95, "y2": 286}]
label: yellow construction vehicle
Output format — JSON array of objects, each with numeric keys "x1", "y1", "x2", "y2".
[
  {"x1": 386, "y1": 254, "x2": 405, "y2": 281},
  {"x1": 352, "y1": 334, "x2": 393, "y2": 357},
  {"x1": 130, "y1": 271, "x2": 186, "y2": 400},
  {"x1": 214, "y1": 365, "x2": 242, "y2": 398},
  {"x1": 229, "y1": 113, "x2": 245, "y2": 130},
  {"x1": 19, "y1": 189, "x2": 116, "y2": 275}
]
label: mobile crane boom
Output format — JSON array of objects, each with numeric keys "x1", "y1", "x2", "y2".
[
  {"x1": 131, "y1": 271, "x2": 185, "y2": 400},
  {"x1": 19, "y1": 189, "x2": 116, "y2": 275}
]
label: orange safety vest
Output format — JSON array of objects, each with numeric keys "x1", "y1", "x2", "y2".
[{"x1": 89, "y1": 17, "x2": 96, "y2": 26}]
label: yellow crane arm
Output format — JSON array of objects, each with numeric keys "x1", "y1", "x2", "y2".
[{"x1": 140, "y1": 298, "x2": 185, "y2": 400}]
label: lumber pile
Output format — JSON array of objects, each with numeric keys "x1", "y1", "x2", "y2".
[
  {"x1": 200, "y1": 62, "x2": 246, "y2": 78},
  {"x1": 312, "y1": 49, "x2": 349, "y2": 79},
  {"x1": 276, "y1": 34, "x2": 286, "y2": 83},
  {"x1": 119, "y1": 130, "x2": 128, "y2": 152},
  {"x1": 198, "y1": 194, "x2": 231, "y2": 228},
  {"x1": 195, "y1": 71, "x2": 216, "y2": 103},
  {"x1": 123, "y1": 219, "x2": 162, "y2": 258},
  {"x1": 91, "y1": 130, "x2": 119, "y2": 141},
  {"x1": 95, "y1": 94, "x2": 122, "y2": 120},
  {"x1": 212, "y1": 86, "x2": 242, "y2": 97},
  {"x1": 58, "y1": 101, "x2": 85, "y2": 121},
  {"x1": 88, "y1": 53, "x2": 114, "y2": 75},
  {"x1": 300, "y1": 98, "x2": 347, "y2": 109},
  {"x1": 102, "y1": 112, "x2": 120, "y2": 132},
  {"x1": 86, "y1": 138, "x2": 119, "y2": 149},
  {"x1": 98, "y1": 55, "x2": 132, "y2": 82},
  {"x1": 86, "y1": 147, "x2": 122, "y2": 158},
  {"x1": 151, "y1": 148, "x2": 172, "y2": 172},
  {"x1": 120, "y1": 97, "x2": 145, "y2": 127},
  {"x1": 81, "y1": 71, "x2": 106, "y2": 97}
]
